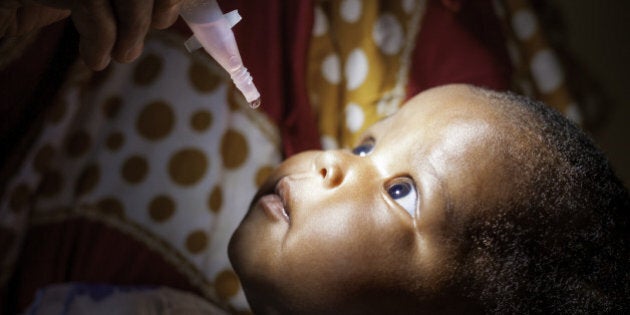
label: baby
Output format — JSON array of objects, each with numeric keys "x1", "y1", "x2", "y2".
[{"x1": 228, "y1": 84, "x2": 630, "y2": 314}]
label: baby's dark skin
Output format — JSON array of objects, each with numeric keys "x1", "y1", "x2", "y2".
[{"x1": 229, "y1": 84, "x2": 630, "y2": 314}]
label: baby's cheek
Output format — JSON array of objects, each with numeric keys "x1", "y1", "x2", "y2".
[{"x1": 415, "y1": 228, "x2": 464, "y2": 288}]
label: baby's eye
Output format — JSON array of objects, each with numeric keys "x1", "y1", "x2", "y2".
[
  {"x1": 385, "y1": 178, "x2": 418, "y2": 217},
  {"x1": 352, "y1": 138, "x2": 375, "y2": 157}
]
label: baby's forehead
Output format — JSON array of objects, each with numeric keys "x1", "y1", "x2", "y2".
[
  {"x1": 406, "y1": 88, "x2": 504, "y2": 119},
  {"x1": 385, "y1": 93, "x2": 506, "y2": 135},
  {"x1": 397, "y1": 89, "x2": 525, "y2": 192}
]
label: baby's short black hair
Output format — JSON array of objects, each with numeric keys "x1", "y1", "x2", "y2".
[{"x1": 455, "y1": 88, "x2": 629, "y2": 313}]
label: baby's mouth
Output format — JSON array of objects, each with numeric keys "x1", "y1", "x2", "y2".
[
  {"x1": 259, "y1": 195, "x2": 289, "y2": 222},
  {"x1": 258, "y1": 177, "x2": 291, "y2": 223}
]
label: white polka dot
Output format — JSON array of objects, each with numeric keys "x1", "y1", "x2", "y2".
[
  {"x1": 402, "y1": 0, "x2": 416, "y2": 14},
  {"x1": 564, "y1": 103, "x2": 583, "y2": 125},
  {"x1": 512, "y1": 9, "x2": 537, "y2": 40},
  {"x1": 345, "y1": 49, "x2": 368, "y2": 90},
  {"x1": 345, "y1": 103, "x2": 365, "y2": 132},
  {"x1": 340, "y1": 0, "x2": 362, "y2": 23},
  {"x1": 530, "y1": 49, "x2": 563, "y2": 93},
  {"x1": 373, "y1": 13, "x2": 404, "y2": 55},
  {"x1": 322, "y1": 53, "x2": 341, "y2": 84},
  {"x1": 313, "y1": 6, "x2": 328, "y2": 36},
  {"x1": 321, "y1": 135, "x2": 339, "y2": 150}
]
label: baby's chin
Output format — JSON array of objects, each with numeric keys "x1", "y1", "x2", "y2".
[
  {"x1": 227, "y1": 215, "x2": 258, "y2": 274},
  {"x1": 227, "y1": 206, "x2": 283, "y2": 281}
]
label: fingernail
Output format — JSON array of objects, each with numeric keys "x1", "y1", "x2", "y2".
[
  {"x1": 79, "y1": 44, "x2": 109, "y2": 71},
  {"x1": 124, "y1": 44, "x2": 143, "y2": 62},
  {"x1": 96, "y1": 56, "x2": 111, "y2": 70}
]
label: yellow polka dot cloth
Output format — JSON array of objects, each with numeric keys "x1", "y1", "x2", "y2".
[
  {"x1": 1, "y1": 32, "x2": 280, "y2": 313},
  {"x1": 493, "y1": 0, "x2": 582, "y2": 123},
  {"x1": 308, "y1": 0, "x2": 426, "y2": 149}
]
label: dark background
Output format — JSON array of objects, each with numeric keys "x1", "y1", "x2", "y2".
[{"x1": 554, "y1": 1, "x2": 630, "y2": 187}]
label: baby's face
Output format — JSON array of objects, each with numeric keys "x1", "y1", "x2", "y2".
[{"x1": 229, "y1": 85, "x2": 512, "y2": 313}]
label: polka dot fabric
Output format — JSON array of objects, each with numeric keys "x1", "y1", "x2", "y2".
[
  {"x1": 0, "y1": 32, "x2": 281, "y2": 313},
  {"x1": 493, "y1": 0, "x2": 582, "y2": 123},
  {"x1": 308, "y1": 0, "x2": 427, "y2": 149}
]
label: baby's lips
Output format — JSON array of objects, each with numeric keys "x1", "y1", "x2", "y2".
[{"x1": 259, "y1": 194, "x2": 289, "y2": 223}]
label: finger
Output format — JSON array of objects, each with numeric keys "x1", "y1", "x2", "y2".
[
  {"x1": 110, "y1": 0, "x2": 152, "y2": 63},
  {"x1": 151, "y1": 0, "x2": 183, "y2": 30},
  {"x1": 72, "y1": 0, "x2": 116, "y2": 71}
]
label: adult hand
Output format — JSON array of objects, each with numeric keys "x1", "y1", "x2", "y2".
[{"x1": 0, "y1": 0, "x2": 186, "y2": 70}]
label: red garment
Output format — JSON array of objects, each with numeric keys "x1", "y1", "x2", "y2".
[{"x1": 408, "y1": 0, "x2": 512, "y2": 96}]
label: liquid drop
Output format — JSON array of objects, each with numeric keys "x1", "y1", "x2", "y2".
[{"x1": 249, "y1": 98, "x2": 261, "y2": 109}]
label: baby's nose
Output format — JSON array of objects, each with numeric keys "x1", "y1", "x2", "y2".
[{"x1": 315, "y1": 151, "x2": 345, "y2": 188}]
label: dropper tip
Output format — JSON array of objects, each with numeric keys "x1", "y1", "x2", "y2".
[{"x1": 249, "y1": 98, "x2": 261, "y2": 109}]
